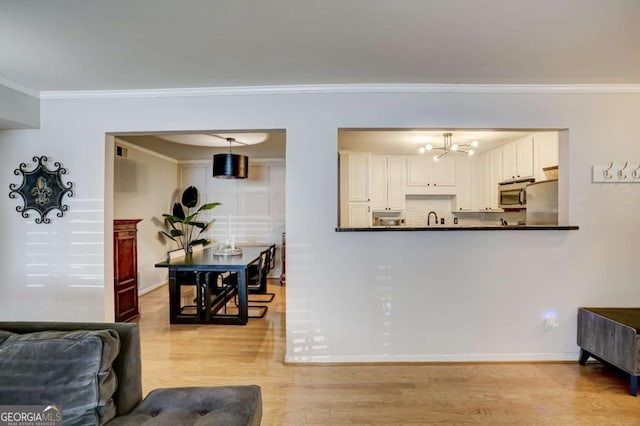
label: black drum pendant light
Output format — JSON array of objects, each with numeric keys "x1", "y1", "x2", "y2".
[{"x1": 213, "y1": 137, "x2": 249, "y2": 179}]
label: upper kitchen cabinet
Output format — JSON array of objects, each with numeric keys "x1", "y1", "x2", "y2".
[
  {"x1": 534, "y1": 132, "x2": 559, "y2": 181},
  {"x1": 502, "y1": 136, "x2": 534, "y2": 181},
  {"x1": 346, "y1": 152, "x2": 370, "y2": 202},
  {"x1": 372, "y1": 156, "x2": 406, "y2": 211},
  {"x1": 476, "y1": 148, "x2": 503, "y2": 211},
  {"x1": 406, "y1": 156, "x2": 456, "y2": 195},
  {"x1": 454, "y1": 158, "x2": 473, "y2": 211},
  {"x1": 339, "y1": 152, "x2": 371, "y2": 227}
]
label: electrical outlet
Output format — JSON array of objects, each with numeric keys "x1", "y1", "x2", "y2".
[{"x1": 544, "y1": 315, "x2": 559, "y2": 329}]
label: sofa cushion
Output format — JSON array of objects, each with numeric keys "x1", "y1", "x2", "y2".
[
  {"x1": 0, "y1": 329, "x2": 120, "y2": 425},
  {"x1": 105, "y1": 386, "x2": 262, "y2": 426},
  {"x1": 0, "y1": 330, "x2": 13, "y2": 344}
]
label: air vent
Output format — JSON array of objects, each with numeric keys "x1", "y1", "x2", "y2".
[{"x1": 115, "y1": 145, "x2": 128, "y2": 158}]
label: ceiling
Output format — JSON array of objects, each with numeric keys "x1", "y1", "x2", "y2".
[
  {"x1": 0, "y1": 0, "x2": 638, "y2": 92},
  {"x1": 117, "y1": 128, "x2": 553, "y2": 160},
  {"x1": 339, "y1": 129, "x2": 549, "y2": 156},
  {"x1": 118, "y1": 131, "x2": 286, "y2": 161}
]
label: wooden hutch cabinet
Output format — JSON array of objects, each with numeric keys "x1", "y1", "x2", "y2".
[{"x1": 113, "y1": 219, "x2": 142, "y2": 322}]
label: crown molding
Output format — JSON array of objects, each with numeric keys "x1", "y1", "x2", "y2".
[
  {"x1": 39, "y1": 83, "x2": 640, "y2": 100},
  {"x1": 0, "y1": 75, "x2": 39, "y2": 98}
]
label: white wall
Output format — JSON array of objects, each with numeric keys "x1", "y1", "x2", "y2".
[
  {"x1": 179, "y1": 160, "x2": 285, "y2": 246},
  {"x1": 0, "y1": 83, "x2": 39, "y2": 129},
  {"x1": 1, "y1": 88, "x2": 639, "y2": 363},
  {"x1": 113, "y1": 139, "x2": 178, "y2": 294},
  {"x1": 179, "y1": 160, "x2": 285, "y2": 276}
]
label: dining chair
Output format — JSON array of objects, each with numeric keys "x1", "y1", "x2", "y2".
[
  {"x1": 239, "y1": 249, "x2": 273, "y2": 318},
  {"x1": 247, "y1": 248, "x2": 275, "y2": 304},
  {"x1": 267, "y1": 244, "x2": 276, "y2": 274}
]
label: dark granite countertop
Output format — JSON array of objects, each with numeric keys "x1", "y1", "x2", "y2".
[{"x1": 336, "y1": 225, "x2": 579, "y2": 232}]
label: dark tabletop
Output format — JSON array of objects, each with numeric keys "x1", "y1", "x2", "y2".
[{"x1": 155, "y1": 246, "x2": 266, "y2": 269}]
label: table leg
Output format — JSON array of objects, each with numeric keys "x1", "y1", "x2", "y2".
[
  {"x1": 630, "y1": 375, "x2": 638, "y2": 397},
  {"x1": 196, "y1": 272, "x2": 203, "y2": 320},
  {"x1": 578, "y1": 348, "x2": 591, "y2": 365},
  {"x1": 168, "y1": 268, "x2": 178, "y2": 324},
  {"x1": 237, "y1": 267, "x2": 248, "y2": 324}
]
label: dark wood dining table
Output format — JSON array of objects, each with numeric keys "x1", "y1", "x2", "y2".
[{"x1": 155, "y1": 246, "x2": 267, "y2": 325}]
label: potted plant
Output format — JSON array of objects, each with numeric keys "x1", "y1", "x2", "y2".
[{"x1": 161, "y1": 186, "x2": 220, "y2": 251}]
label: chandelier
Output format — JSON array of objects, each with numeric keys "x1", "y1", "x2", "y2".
[{"x1": 418, "y1": 133, "x2": 478, "y2": 161}]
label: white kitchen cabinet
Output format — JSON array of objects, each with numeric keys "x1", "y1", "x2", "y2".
[
  {"x1": 534, "y1": 132, "x2": 559, "y2": 181},
  {"x1": 432, "y1": 158, "x2": 457, "y2": 187},
  {"x1": 348, "y1": 203, "x2": 371, "y2": 227},
  {"x1": 488, "y1": 149, "x2": 502, "y2": 209},
  {"x1": 477, "y1": 149, "x2": 503, "y2": 211},
  {"x1": 406, "y1": 156, "x2": 456, "y2": 195},
  {"x1": 348, "y1": 153, "x2": 371, "y2": 202},
  {"x1": 406, "y1": 156, "x2": 430, "y2": 186},
  {"x1": 516, "y1": 137, "x2": 534, "y2": 178},
  {"x1": 339, "y1": 152, "x2": 371, "y2": 227},
  {"x1": 502, "y1": 136, "x2": 534, "y2": 181},
  {"x1": 372, "y1": 156, "x2": 406, "y2": 211},
  {"x1": 502, "y1": 142, "x2": 517, "y2": 181},
  {"x1": 454, "y1": 158, "x2": 472, "y2": 211}
]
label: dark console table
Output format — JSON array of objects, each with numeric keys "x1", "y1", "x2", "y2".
[{"x1": 577, "y1": 307, "x2": 640, "y2": 396}]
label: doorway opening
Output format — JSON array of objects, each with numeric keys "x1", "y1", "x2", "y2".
[{"x1": 105, "y1": 129, "x2": 286, "y2": 322}]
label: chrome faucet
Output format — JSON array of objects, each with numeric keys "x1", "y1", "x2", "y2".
[{"x1": 427, "y1": 211, "x2": 438, "y2": 226}]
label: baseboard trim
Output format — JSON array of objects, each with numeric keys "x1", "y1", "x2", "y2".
[
  {"x1": 285, "y1": 352, "x2": 580, "y2": 364},
  {"x1": 139, "y1": 281, "x2": 167, "y2": 296}
]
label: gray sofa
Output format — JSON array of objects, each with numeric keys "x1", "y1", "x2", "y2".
[{"x1": 0, "y1": 321, "x2": 262, "y2": 425}]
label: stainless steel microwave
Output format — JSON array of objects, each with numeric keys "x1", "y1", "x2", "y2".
[{"x1": 498, "y1": 179, "x2": 534, "y2": 209}]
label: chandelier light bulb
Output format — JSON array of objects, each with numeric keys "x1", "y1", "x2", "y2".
[
  {"x1": 425, "y1": 144, "x2": 433, "y2": 151},
  {"x1": 451, "y1": 144, "x2": 459, "y2": 151},
  {"x1": 471, "y1": 140, "x2": 479, "y2": 147},
  {"x1": 433, "y1": 155, "x2": 440, "y2": 162},
  {"x1": 418, "y1": 147, "x2": 425, "y2": 154},
  {"x1": 468, "y1": 150, "x2": 475, "y2": 156}
]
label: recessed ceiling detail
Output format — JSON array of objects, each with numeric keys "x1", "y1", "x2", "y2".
[{"x1": 156, "y1": 133, "x2": 268, "y2": 147}]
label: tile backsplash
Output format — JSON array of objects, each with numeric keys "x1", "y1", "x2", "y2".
[
  {"x1": 405, "y1": 196, "x2": 457, "y2": 226},
  {"x1": 404, "y1": 196, "x2": 525, "y2": 226}
]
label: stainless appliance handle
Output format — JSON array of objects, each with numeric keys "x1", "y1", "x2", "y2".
[{"x1": 519, "y1": 188, "x2": 525, "y2": 205}]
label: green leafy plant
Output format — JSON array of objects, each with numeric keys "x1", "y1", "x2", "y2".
[{"x1": 161, "y1": 186, "x2": 220, "y2": 250}]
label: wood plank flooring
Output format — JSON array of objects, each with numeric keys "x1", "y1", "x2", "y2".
[{"x1": 138, "y1": 282, "x2": 640, "y2": 425}]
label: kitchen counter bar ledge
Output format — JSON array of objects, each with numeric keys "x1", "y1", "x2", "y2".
[{"x1": 336, "y1": 225, "x2": 579, "y2": 232}]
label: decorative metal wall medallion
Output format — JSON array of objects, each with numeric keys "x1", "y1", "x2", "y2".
[{"x1": 9, "y1": 156, "x2": 74, "y2": 224}]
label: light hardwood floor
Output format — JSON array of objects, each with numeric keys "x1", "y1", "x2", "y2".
[{"x1": 138, "y1": 282, "x2": 639, "y2": 425}]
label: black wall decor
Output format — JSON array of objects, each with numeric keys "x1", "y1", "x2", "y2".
[{"x1": 9, "y1": 156, "x2": 74, "y2": 224}]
